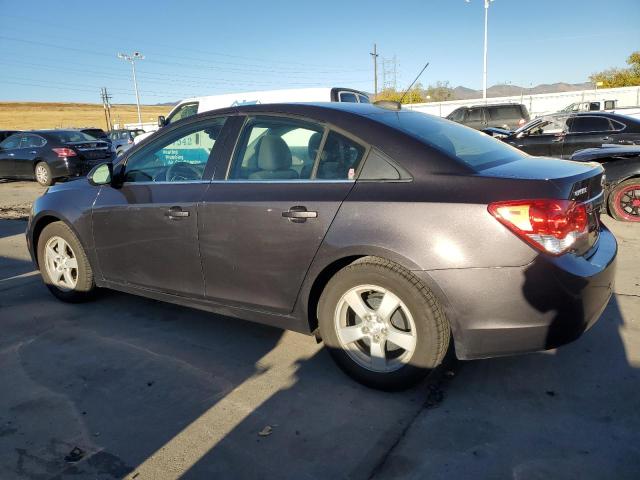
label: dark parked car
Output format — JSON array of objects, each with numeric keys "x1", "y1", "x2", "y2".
[
  {"x1": 571, "y1": 145, "x2": 640, "y2": 222},
  {"x1": 0, "y1": 130, "x2": 20, "y2": 142},
  {"x1": 489, "y1": 112, "x2": 640, "y2": 158},
  {"x1": 446, "y1": 103, "x2": 530, "y2": 130},
  {"x1": 26, "y1": 103, "x2": 616, "y2": 390},
  {"x1": 80, "y1": 128, "x2": 110, "y2": 142},
  {"x1": 0, "y1": 130, "x2": 113, "y2": 186}
]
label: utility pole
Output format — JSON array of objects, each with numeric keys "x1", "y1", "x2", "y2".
[
  {"x1": 370, "y1": 43, "x2": 379, "y2": 97},
  {"x1": 100, "y1": 87, "x2": 113, "y2": 131},
  {"x1": 117, "y1": 51, "x2": 144, "y2": 127}
]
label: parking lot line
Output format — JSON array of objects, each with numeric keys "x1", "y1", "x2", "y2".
[{"x1": 0, "y1": 270, "x2": 39, "y2": 283}]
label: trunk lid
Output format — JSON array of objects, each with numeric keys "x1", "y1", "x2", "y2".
[{"x1": 66, "y1": 140, "x2": 112, "y2": 161}]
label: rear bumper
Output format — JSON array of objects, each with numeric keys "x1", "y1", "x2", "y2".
[
  {"x1": 419, "y1": 227, "x2": 617, "y2": 360},
  {"x1": 50, "y1": 156, "x2": 113, "y2": 179}
]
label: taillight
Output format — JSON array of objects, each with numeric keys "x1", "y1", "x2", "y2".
[
  {"x1": 52, "y1": 147, "x2": 77, "y2": 158},
  {"x1": 488, "y1": 199, "x2": 588, "y2": 255},
  {"x1": 518, "y1": 118, "x2": 526, "y2": 126}
]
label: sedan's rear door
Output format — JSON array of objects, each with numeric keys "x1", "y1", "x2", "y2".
[
  {"x1": 198, "y1": 115, "x2": 367, "y2": 314},
  {"x1": 562, "y1": 116, "x2": 619, "y2": 158}
]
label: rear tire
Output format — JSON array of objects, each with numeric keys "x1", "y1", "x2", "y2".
[
  {"x1": 318, "y1": 257, "x2": 450, "y2": 391},
  {"x1": 35, "y1": 162, "x2": 54, "y2": 186},
  {"x1": 37, "y1": 222, "x2": 96, "y2": 302},
  {"x1": 608, "y1": 178, "x2": 640, "y2": 222}
]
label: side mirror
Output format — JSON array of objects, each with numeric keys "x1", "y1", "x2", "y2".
[
  {"x1": 158, "y1": 115, "x2": 166, "y2": 127},
  {"x1": 87, "y1": 162, "x2": 113, "y2": 186}
]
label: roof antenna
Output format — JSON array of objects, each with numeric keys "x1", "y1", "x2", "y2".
[{"x1": 399, "y1": 62, "x2": 430, "y2": 104}]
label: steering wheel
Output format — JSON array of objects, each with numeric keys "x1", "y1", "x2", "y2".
[{"x1": 165, "y1": 162, "x2": 201, "y2": 182}]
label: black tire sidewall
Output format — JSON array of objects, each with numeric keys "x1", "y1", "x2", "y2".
[
  {"x1": 37, "y1": 222, "x2": 95, "y2": 302},
  {"x1": 318, "y1": 261, "x2": 446, "y2": 390}
]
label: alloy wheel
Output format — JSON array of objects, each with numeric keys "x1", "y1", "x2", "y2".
[
  {"x1": 615, "y1": 183, "x2": 640, "y2": 221},
  {"x1": 44, "y1": 236, "x2": 79, "y2": 291},
  {"x1": 333, "y1": 284, "x2": 417, "y2": 373},
  {"x1": 35, "y1": 164, "x2": 48, "y2": 185}
]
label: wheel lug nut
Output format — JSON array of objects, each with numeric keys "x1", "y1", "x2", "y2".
[{"x1": 362, "y1": 326, "x2": 369, "y2": 334}]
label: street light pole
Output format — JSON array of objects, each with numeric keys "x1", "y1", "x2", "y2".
[
  {"x1": 482, "y1": 0, "x2": 490, "y2": 101},
  {"x1": 117, "y1": 51, "x2": 144, "y2": 127},
  {"x1": 466, "y1": 0, "x2": 494, "y2": 101}
]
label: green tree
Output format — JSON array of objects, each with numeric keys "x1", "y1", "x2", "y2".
[{"x1": 590, "y1": 51, "x2": 640, "y2": 88}]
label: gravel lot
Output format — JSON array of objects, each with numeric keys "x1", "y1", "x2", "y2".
[{"x1": 1, "y1": 181, "x2": 638, "y2": 480}]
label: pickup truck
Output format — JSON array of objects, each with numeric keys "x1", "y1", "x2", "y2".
[{"x1": 560, "y1": 100, "x2": 640, "y2": 118}]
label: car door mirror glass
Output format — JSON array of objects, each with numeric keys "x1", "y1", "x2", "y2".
[
  {"x1": 88, "y1": 162, "x2": 112, "y2": 186},
  {"x1": 158, "y1": 115, "x2": 166, "y2": 127}
]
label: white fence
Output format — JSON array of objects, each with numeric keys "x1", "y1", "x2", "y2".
[{"x1": 404, "y1": 86, "x2": 640, "y2": 118}]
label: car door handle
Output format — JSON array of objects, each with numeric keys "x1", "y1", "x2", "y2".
[
  {"x1": 30, "y1": 151, "x2": 37, "y2": 154},
  {"x1": 282, "y1": 206, "x2": 317, "y2": 223},
  {"x1": 602, "y1": 136, "x2": 612, "y2": 142},
  {"x1": 165, "y1": 206, "x2": 190, "y2": 219},
  {"x1": 552, "y1": 135, "x2": 565, "y2": 143},
  {"x1": 8, "y1": 153, "x2": 14, "y2": 156}
]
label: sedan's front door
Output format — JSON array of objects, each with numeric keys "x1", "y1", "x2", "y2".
[
  {"x1": 14, "y1": 134, "x2": 44, "y2": 177},
  {"x1": 510, "y1": 116, "x2": 569, "y2": 157},
  {"x1": 92, "y1": 117, "x2": 229, "y2": 297},
  {"x1": 0, "y1": 134, "x2": 23, "y2": 178},
  {"x1": 198, "y1": 116, "x2": 367, "y2": 314}
]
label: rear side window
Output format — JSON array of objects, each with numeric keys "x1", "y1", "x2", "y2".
[
  {"x1": 448, "y1": 109, "x2": 465, "y2": 122},
  {"x1": 316, "y1": 131, "x2": 365, "y2": 180},
  {"x1": 228, "y1": 116, "x2": 323, "y2": 180},
  {"x1": 357, "y1": 94, "x2": 370, "y2": 104},
  {"x1": 375, "y1": 111, "x2": 527, "y2": 170},
  {"x1": 21, "y1": 134, "x2": 46, "y2": 148},
  {"x1": 487, "y1": 105, "x2": 523, "y2": 120},
  {"x1": 567, "y1": 116, "x2": 614, "y2": 133}
]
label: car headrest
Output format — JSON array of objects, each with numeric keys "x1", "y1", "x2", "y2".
[
  {"x1": 257, "y1": 135, "x2": 292, "y2": 171},
  {"x1": 308, "y1": 131, "x2": 323, "y2": 160}
]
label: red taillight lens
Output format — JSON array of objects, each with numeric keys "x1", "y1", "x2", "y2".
[
  {"x1": 52, "y1": 147, "x2": 77, "y2": 158},
  {"x1": 488, "y1": 199, "x2": 588, "y2": 255}
]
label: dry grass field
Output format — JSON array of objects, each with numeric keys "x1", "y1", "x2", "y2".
[{"x1": 0, "y1": 102, "x2": 171, "y2": 130}]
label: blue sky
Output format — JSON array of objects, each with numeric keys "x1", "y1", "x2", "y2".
[{"x1": 0, "y1": 0, "x2": 638, "y2": 104}]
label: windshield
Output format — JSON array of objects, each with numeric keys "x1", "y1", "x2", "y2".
[
  {"x1": 375, "y1": 111, "x2": 528, "y2": 170},
  {"x1": 48, "y1": 131, "x2": 101, "y2": 143}
]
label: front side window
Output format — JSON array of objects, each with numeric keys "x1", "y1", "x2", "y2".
[
  {"x1": 466, "y1": 108, "x2": 483, "y2": 122},
  {"x1": 339, "y1": 92, "x2": 358, "y2": 103},
  {"x1": 228, "y1": 117, "x2": 323, "y2": 180},
  {"x1": 124, "y1": 117, "x2": 226, "y2": 183},
  {"x1": 166, "y1": 102, "x2": 199, "y2": 125},
  {"x1": 0, "y1": 134, "x2": 23, "y2": 149},
  {"x1": 525, "y1": 116, "x2": 568, "y2": 136}
]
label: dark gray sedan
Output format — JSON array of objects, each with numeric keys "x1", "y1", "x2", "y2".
[{"x1": 26, "y1": 103, "x2": 616, "y2": 390}]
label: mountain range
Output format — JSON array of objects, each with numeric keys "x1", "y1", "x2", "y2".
[{"x1": 451, "y1": 82, "x2": 594, "y2": 100}]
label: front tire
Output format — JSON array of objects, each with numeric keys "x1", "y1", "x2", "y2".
[
  {"x1": 318, "y1": 257, "x2": 450, "y2": 391},
  {"x1": 608, "y1": 178, "x2": 640, "y2": 222},
  {"x1": 35, "y1": 162, "x2": 54, "y2": 186},
  {"x1": 37, "y1": 222, "x2": 96, "y2": 302}
]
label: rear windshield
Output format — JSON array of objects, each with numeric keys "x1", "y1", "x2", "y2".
[
  {"x1": 375, "y1": 111, "x2": 527, "y2": 170},
  {"x1": 82, "y1": 129, "x2": 107, "y2": 138},
  {"x1": 48, "y1": 131, "x2": 99, "y2": 143}
]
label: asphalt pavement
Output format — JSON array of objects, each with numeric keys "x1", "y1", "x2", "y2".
[{"x1": 0, "y1": 181, "x2": 638, "y2": 480}]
